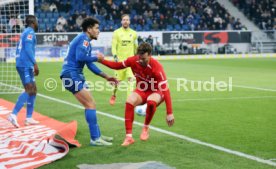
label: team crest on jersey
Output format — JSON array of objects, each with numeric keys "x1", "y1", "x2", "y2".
[
  {"x1": 27, "y1": 34, "x2": 33, "y2": 40},
  {"x1": 83, "y1": 40, "x2": 89, "y2": 47}
]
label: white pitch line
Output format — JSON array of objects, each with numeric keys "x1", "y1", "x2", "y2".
[
  {"x1": 102, "y1": 95, "x2": 276, "y2": 105},
  {"x1": 173, "y1": 96, "x2": 276, "y2": 102},
  {"x1": 36, "y1": 93, "x2": 276, "y2": 167},
  {"x1": 1, "y1": 83, "x2": 276, "y2": 167},
  {"x1": 168, "y1": 78, "x2": 276, "y2": 92}
]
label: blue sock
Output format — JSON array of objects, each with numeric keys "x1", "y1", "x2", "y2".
[
  {"x1": 12, "y1": 92, "x2": 29, "y2": 115},
  {"x1": 26, "y1": 95, "x2": 36, "y2": 118},
  {"x1": 85, "y1": 109, "x2": 101, "y2": 141}
]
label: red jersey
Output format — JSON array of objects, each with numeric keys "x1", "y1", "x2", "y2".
[{"x1": 101, "y1": 55, "x2": 173, "y2": 115}]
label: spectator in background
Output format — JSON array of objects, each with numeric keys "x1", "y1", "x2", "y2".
[
  {"x1": 57, "y1": 16, "x2": 67, "y2": 28},
  {"x1": 138, "y1": 36, "x2": 144, "y2": 45},
  {"x1": 9, "y1": 16, "x2": 16, "y2": 30},
  {"x1": 91, "y1": 3, "x2": 99, "y2": 15},
  {"x1": 145, "y1": 35, "x2": 153, "y2": 47},
  {"x1": 49, "y1": 2, "x2": 58, "y2": 12},
  {"x1": 16, "y1": 15, "x2": 24, "y2": 30},
  {"x1": 67, "y1": 16, "x2": 75, "y2": 26},
  {"x1": 56, "y1": 22, "x2": 64, "y2": 32},
  {"x1": 99, "y1": 7, "x2": 107, "y2": 18},
  {"x1": 81, "y1": 11, "x2": 87, "y2": 19},
  {"x1": 151, "y1": 20, "x2": 159, "y2": 30},
  {"x1": 76, "y1": 15, "x2": 84, "y2": 27},
  {"x1": 179, "y1": 41, "x2": 188, "y2": 54},
  {"x1": 11, "y1": 16, "x2": 23, "y2": 33},
  {"x1": 72, "y1": 10, "x2": 79, "y2": 21},
  {"x1": 232, "y1": 0, "x2": 273, "y2": 30},
  {"x1": 41, "y1": 2, "x2": 50, "y2": 12},
  {"x1": 154, "y1": 42, "x2": 162, "y2": 55},
  {"x1": 35, "y1": 0, "x2": 251, "y2": 32}
]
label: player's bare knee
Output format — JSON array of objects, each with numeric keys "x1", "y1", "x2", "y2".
[
  {"x1": 25, "y1": 87, "x2": 33, "y2": 95},
  {"x1": 30, "y1": 87, "x2": 37, "y2": 96},
  {"x1": 126, "y1": 98, "x2": 136, "y2": 106},
  {"x1": 84, "y1": 104, "x2": 96, "y2": 109},
  {"x1": 147, "y1": 93, "x2": 161, "y2": 104},
  {"x1": 84, "y1": 101, "x2": 96, "y2": 109}
]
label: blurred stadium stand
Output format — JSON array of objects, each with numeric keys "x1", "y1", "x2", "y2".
[
  {"x1": 231, "y1": 0, "x2": 276, "y2": 31},
  {"x1": 1, "y1": 0, "x2": 275, "y2": 33}
]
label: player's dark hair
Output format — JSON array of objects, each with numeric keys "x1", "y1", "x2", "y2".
[
  {"x1": 121, "y1": 14, "x2": 130, "y2": 19},
  {"x1": 81, "y1": 17, "x2": 100, "y2": 32},
  {"x1": 25, "y1": 15, "x2": 37, "y2": 26},
  {"x1": 137, "y1": 42, "x2": 152, "y2": 55}
]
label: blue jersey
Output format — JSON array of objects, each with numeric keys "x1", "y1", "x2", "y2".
[
  {"x1": 16, "y1": 27, "x2": 36, "y2": 68},
  {"x1": 60, "y1": 32, "x2": 102, "y2": 76}
]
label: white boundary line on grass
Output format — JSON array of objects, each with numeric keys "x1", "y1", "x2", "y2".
[
  {"x1": 168, "y1": 78, "x2": 276, "y2": 92},
  {"x1": 172, "y1": 96, "x2": 276, "y2": 102},
  {"x1": 1, "y1": 83, "x2": 276, "y2": 167},
  {"x1": 102, "y1": 96, "x2": 276, "y2": 105},
  {"x1": 36, "y1": 93, "x2": 276, "y2": 167}
]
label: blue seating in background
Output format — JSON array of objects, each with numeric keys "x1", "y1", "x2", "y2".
[{"x1": 33, "y1": 0, "x2": 234, "y2": 32}]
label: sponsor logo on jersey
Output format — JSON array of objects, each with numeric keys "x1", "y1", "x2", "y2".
[
  {"x1": 83, "y1": 40, "x2": 89, "y2": 47},
  {"x1": 27, "y1": 34, "x2": 33, "y2": 40}
]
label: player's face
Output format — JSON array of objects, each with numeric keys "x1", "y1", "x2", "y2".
[
  {"x1": 138, "y1": 52, "x2": 150, "y2": 66},
  {"x1": 121, "y1": 16, "x2": 130, "y2": 29},
  {"x1": 87, "y1": 24, "x2": 100, "y2": 40}
]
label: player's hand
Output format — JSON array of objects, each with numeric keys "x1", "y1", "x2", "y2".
[
  {"x1": 106, "y1": 76, "x2": 119, "y2": 86},
  {"x1": 166, "y1": 114, "x2": 174, "y2": 127},
  {"x1": 96, "y1": 52, "x2": 105, "y2": 62},
  {"x1": 34, "y1": 64, "x2": 39, "y2": 76},
  {"x1": 113, "y1": 55, "x2": 118, "y2": 62}
]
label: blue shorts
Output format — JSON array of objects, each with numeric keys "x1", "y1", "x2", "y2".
[
  {"x1": 16, "y1": 67, "x2": 35, "y2": 86},
  {"x1": 60, "y1": 72, "x2": 87, "y2": 94}
]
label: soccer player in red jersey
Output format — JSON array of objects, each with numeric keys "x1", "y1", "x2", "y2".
[{"x1": 97, "y1": 42, "x2": 174, "y2": 146}]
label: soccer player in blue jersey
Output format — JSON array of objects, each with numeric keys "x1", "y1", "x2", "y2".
[
  {"x1": 8, "y1": 15, "x2": 40, "y2": 128},
  {"x1": 60, "y1": 17, "x2": 118, "y2": 146}
]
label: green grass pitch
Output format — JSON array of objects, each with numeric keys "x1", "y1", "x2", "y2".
[{"x1": 1, "y1": 58, "x2": 276, "y2": 169}]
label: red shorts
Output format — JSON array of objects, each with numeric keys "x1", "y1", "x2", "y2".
[{"x1": 134, "y1": 89, "x2": 164, "y2": 105}]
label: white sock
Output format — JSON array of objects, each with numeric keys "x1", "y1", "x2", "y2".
[{"x1": 126, "y1": 134, "x2": 132, "y2": 137}]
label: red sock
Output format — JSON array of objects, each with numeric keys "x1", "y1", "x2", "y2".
[
  {"x1": 125, "y1": 103, "x2": 134, "y2": 134},
  {"x1": 144, "y1": 100, "x2": 157, "y2": 125}
]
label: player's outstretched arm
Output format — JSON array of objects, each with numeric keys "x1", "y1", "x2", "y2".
[
  {"x1": 156, "y1": 69, "x2": 174, "y2": 127},
  {"x1": 76, "y1": 43, "x2": 98, "y2": 62},
  {"x1": 98, "y1": 72, "x2": 118, "y2": 85},
  {"x1": 86, "y1": 61, "x2": 118, "y2": 85},
  {"x1": 97, "y1": 52, "x2": 127, "y2": 70},
  {"x1": 86, "y1": 61, "x2": 102, "y2": 75}
]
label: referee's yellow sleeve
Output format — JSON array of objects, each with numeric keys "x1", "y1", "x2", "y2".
[
  {"x1": 112, "y1": 31, "x2": 117, "y2": 56},
  {"x1": 134, "y1": 32, "x2": 138, "y2": 54}
]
